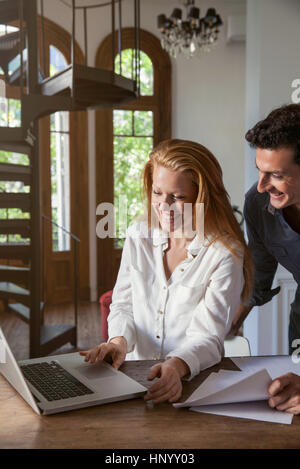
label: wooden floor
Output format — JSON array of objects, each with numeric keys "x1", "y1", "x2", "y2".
[{"x1": 0, "y1": 301, "x2": 103, "y2": 361}]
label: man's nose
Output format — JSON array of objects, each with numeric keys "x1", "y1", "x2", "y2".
[{"x1": 257, "y1": 173, "x2": 271, "y2": 193}]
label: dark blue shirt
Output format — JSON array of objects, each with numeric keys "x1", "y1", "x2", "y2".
[{"x1": 244, "y1": 183, "x2": 300, "y2": 306}]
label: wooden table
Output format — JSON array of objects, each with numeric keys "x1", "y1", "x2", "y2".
[{"x1": 1, "y1": 358, "x2": 300, "y2": 449}]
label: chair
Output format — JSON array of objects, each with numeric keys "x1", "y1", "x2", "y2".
[
  {"x1": 224, "y1": 336, "x2": 251, "y2": 357},
  {"x1": 99, "y1": 289, "x2": 251, "y2": 357}
]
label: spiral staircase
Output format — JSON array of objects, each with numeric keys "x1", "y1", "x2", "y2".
[{"x1": 0, "y1": 0, "x2": 139, "y2": 357}]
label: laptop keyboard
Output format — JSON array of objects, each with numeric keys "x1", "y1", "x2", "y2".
[{"x1": 20, "y1": 361, "x2": 94, "y2": 401}]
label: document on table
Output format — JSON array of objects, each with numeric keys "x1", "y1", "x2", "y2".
[
  {"x1": 189, "y1": 400, "x2": 292, "y2": 424},
  {"x1": 173, "y1": 367, "x2": 293, "y2": 424},
  {"x1": 231, "y1": 355, "x2": 300, "y2": 379}
]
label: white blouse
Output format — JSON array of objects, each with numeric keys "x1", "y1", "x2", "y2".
[{"x1": 108, "y1": 222, "x2": 244, "y2": 379}]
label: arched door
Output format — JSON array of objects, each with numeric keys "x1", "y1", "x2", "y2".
[{"x1": 39, "y1": 18, "x2": 90, "y2": 304}]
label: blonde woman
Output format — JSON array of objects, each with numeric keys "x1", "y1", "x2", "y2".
[{"x1": 81, "y1": 139, "x2": 253, "y2": 404}]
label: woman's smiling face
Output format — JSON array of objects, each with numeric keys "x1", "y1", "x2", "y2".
[{"x1": 151, "y1": 164, "x2": 198, "y2": 234}]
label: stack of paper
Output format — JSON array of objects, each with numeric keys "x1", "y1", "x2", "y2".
[
  {"x1": 231, "y1": 355, "x2": 300, "y2": 379},
  {"x1": 174, "y1": 360, "x2": 296, "y2": 424}
]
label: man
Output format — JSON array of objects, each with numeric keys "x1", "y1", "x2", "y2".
[{"x1": 231, "y1": 103, "x2": 300, "y2": 414}]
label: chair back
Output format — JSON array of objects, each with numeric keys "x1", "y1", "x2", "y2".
[{"x1": 224, "y1": 336, "x2": 251, "y2": 357}]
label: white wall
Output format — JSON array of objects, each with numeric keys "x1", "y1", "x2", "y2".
[
  {"x1": 244, "y1": 0, "x2": 300, "y2": 355},
  {"x1": 245, "y1": 0, "x2": 300, "y2": 192},
  {"x1": 42, "y1": 0, "x2": 247, "y2": 300}
]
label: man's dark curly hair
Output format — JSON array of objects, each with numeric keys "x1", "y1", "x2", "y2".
[{"x1": 245, "y1": 104, "x2": 300, "y2": 165}]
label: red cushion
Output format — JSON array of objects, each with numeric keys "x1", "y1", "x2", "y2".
[{"x1": 99, "y1": 290, "x2": 113, "y2": 341}]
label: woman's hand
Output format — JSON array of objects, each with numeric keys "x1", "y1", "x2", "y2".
[
  {"x1": 268, "y1": 372, "x2": 300, "y2": 414},
  {"x1": 79, "y1": 336, "x2": 127, "y2": 369},
  {"x1": 144, "y1": 357, "x2": 189, "y2": 404}
]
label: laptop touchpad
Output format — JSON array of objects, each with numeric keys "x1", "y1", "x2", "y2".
[{"x1": 75, "y1": 362, "x2": 116, "y2": 380}]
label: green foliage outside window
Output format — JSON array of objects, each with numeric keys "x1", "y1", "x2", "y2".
[
  {"x1": 115, "y1": 49, "x2": 154, "y2": 96},
  {"x1": 113, "y1": 110, "x2": 153, "y2": 248},
  {"x1": 0, "y1": 110, "x2": 29, "y2": 243},
  {"x1": 113, "y1": 49, "x2": 154, "y2": 248},
  {"x1": 49, "y1": 47, "x2": 70, "y2": 252},
  {"x1": 0, "y1": 99, "x2": 21, "y2": 127}
]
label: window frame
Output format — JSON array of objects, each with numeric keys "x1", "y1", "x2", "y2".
[{"x1": 95, "y1": 28, "x2": 171, "y2": 296}]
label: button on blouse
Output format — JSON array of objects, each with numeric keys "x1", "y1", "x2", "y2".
[{"x1": 108, "y1": 222, "x2": 244, "y2": 379}]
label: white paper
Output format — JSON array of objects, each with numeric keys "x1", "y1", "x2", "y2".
[
  {"x1": 232, "y1": 356, "x2": 300, "y2": 379},
  {"x1": 173, "y1": 358, "x2": 298, "y2": 423},
  {"x1": 190, "y1": 401, "x2": 293, "y2": 425},
  {"x1": 174, "y1": 368, "x2": 271, "y2": 408}
]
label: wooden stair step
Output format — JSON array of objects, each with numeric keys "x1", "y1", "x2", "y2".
[
  {"x1": 0, "y1": 30, "x2": 26, "y2": 75},
  {"x1": 0, "y1": 264, "x2": 30, "y2": 284},
  {"x1": 0, "y1": 244, "x2": 30, "y2": 262},
  {"x1": 7, "y1": 58, "x2": 44, "y2": 87},
  {"x1": 0, "y1": 0, "x2": 19, "y2": 25},
  {"x1": 7, "y1": 302, "x2": 30, "y2": 323},
  {"x1": 0, "y1": 141, "x2": 32, "y2": 155},
  {"x1": 0, "y1": 162, "x2": 31, "y2": 184},
  {"x1": 8, "y1": 301, "x2": 45, "y2": 324},
  {"x1": 0, "y1": 193, "x2": 30, "y2": 212},
  {"x1": 0, "y1": 128, "x2": 29, "y2": 147},
  {"x1": 38, "y1": 64, "x2": 138, "y2": 111},
  {"x1": 0, "y1": 281, "x2": 30, "y2": 306},
  {"x1": 40, "y1": 325, "x2": 76, "y2": 355},
  {"x1": 0, "y1": 219, "x2": 30, "y2": 237},
  {"x1": 0, "y1": 30, "x2": 23, "y2": 51}
]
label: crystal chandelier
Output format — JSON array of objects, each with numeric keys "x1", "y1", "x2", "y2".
[{"x1": 157, "y1": 1, "x2": 223, "y2": 59}]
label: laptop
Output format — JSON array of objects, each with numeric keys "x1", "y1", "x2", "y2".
[{"x1": 0, "y1": 327, "x2": 147, "y2": 415}]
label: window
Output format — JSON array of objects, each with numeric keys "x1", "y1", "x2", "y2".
[
  {"x1": 49, "y1": 46, "x2": 70, "y2": 251},
  {"x1": 115, "y1": 48, "x2": 154, "y2": 96},
  {"x1": 0, "y1": 149, "x2": 30, "y2": 245},
  {"x1": 113, "y1": 50, "x2": 154, "y2": 246},
  {"x1": 0, "y1": 25, "x2": 21, "y2": 129},
  {"x1": 0, "y1": 98, "x2": 21, "y2": 128},
  {"x1": 0, "y1": 24, "x2": 28, "y2": 245},
  {"x1": 0, "y1": 25, "x2": 19, "y2": 35},
  {"x1": 50, "y1": 111, "x2": 70, "y2": 251},
  {"x1": 96, "y1": 28, "x2": 171, "y2": 294},
  {"x1": 49, "y1": 45, "x2": 68, "y2": 77}
]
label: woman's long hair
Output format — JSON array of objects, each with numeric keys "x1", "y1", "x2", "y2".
[{"x1": 143, "y1": 139, "x2": 253, "y2": 303}]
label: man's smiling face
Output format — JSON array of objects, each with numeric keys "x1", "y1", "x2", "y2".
[{"x1": 256, "y1": 147, "x2": 300, "y2": 210}]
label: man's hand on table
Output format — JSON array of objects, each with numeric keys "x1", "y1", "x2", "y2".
[{"x1": 268, "y1": 372, "x2": 300, "y2": 415}]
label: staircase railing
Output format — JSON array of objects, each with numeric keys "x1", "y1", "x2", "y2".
[{"x1": 41, "y1": 214, "x2": 80, "y2": 333}]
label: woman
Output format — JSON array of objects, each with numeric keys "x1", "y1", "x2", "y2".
[{"x1": 80, "y1": 139, "x2": 253, "y2": 404}]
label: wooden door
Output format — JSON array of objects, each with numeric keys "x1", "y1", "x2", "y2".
[{"x1": 39, "y1": 19, "x2": 90, "y2": 304}]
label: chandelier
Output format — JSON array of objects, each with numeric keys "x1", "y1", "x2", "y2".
[{"x1": 157, "y1": 1, "x2": 223, "y2": 59}]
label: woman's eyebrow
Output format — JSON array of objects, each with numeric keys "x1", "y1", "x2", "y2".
[{"x1": 152, "y1": 184, "x2": 186, "y2": 192}]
